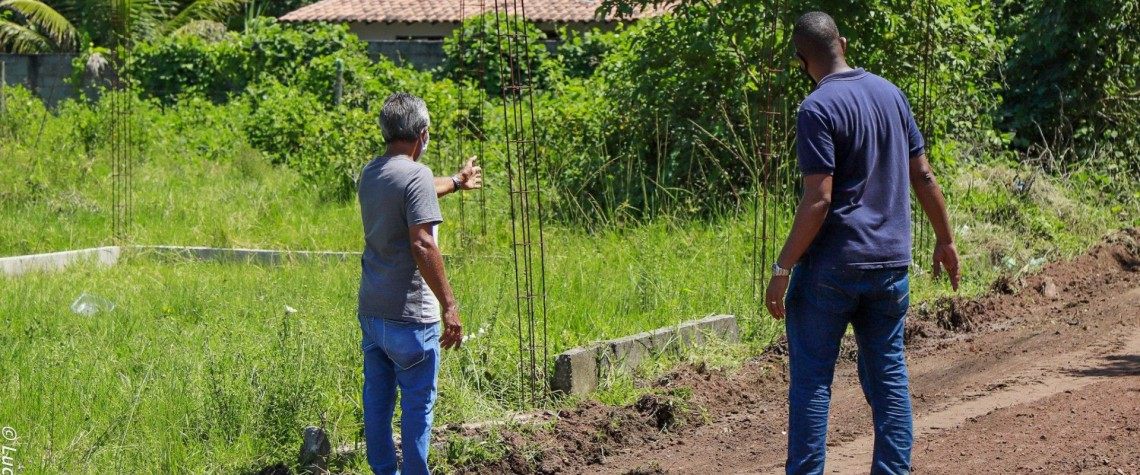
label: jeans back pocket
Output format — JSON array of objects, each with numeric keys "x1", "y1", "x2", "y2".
[{"x1": 381, "y1": 320, "x2": 434, "y2": 370}]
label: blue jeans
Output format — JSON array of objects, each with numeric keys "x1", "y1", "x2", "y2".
[
  {"x1": 784, "y1": 265, "x2": 913, "y2": 475},
  {"x1": 359, "y1": 316, "x2": 441, "y2": 475}
]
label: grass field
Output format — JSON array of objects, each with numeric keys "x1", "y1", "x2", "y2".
[{"x1": 2, "y1": 169, "x2": 1127, "y2": 473}]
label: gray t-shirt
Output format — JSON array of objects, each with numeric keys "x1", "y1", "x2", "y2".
[{"x1": 357, "y1": 155, "x2": 443, "y2": 323}]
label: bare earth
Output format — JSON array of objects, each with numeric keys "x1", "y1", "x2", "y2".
[{"x1": 458, "y1": 229, "x2": 1140, "y2": 475}]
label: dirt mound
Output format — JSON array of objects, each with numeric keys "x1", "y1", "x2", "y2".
[
  {"x1": 450, "y1": 359, "x2": 786, "y2": 474},
  {"x1": 907, "y1": 228, "x2": 1140, "y2": 339},
  {"x1": 454, "y1": 229, "x2": 1140, "y2": 474}
]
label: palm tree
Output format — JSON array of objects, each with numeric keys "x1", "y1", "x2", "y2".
[
  {"x1": 0, "y1": 0, "x2": 248, "y2": 53},
  {"x1": 0, "y1": 1, "x2": 77, "y2": 53}
]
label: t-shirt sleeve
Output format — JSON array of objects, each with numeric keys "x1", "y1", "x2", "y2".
[
  {"x1": 405, "y1": 167, "x2": 443, "y2": 227},
  {"x1": 796, "y1": 108, "x2": 836, "y2": 175},
  {"x1": 899, "y1": 91, "x2": 926, "y2": 158}
]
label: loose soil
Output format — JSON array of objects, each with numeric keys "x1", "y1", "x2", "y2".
[{"x1": 451, "y1": 229, "x2": 1140, "y2": 474}]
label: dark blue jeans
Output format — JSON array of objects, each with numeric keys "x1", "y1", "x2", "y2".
[
  {"x1": 784, "y1": 265, "x2": 913, "y2": 475},
  {"x1": 359, "y1": 316, "x2": 441, "y2": 475}
]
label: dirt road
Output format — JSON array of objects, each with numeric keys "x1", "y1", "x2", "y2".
[{"x1": 462, "y1": 230, "x2": 1140, "y2": 474}]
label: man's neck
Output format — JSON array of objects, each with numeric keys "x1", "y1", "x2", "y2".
[
  {"x1": 814, "y1": 60, "x2": 854, "y2": 83},
  {"x1": 384, "y1": 143, "x2": 418, "y2": 161}
]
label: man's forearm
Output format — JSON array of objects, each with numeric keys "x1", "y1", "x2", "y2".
[
  {"x1": 776, "y1": 196, "x2": 830, "y2": 268},
  {"x1": 434, "y1": 176, "x2": 458, "y2": 197},
  {"x1": 910, "y1": 158, "x2": 954, "y2": 244},
  {"x1": 411, "y1": 238, "x2": 457, "y2": 310}
]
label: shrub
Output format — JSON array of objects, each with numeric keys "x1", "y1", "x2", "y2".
[
  {"x1": 244, "y1": 81, "x2": 382, "y2": 200},
  {"x1": 999, "y1": 0, "x2": 1140, "y2": 173},
  {"x1": 130, "y1": 18, "x2": 368, "y2": 104},
  {"x1": 131, "y1": 33, "x2": 245, "y2": 103},
  {"x1": 552, "y1": 26, "x2": 621, "y2": 79},
  {"x1": 441, "y1": 13, "x2": 552, "y2": 95},
  {"x1": 240, "y1": 17, "x2": 368, "y2": 83},
  {"x1": 572, "y1": 0, "x2": 1004, "y2": 216}
]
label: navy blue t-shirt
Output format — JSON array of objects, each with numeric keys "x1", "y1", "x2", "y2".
[{"x1": 796, "y1": 68, "x2": 924, "y2": 269}]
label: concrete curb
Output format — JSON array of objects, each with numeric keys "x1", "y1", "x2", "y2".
[
  {"x1": 1, "y1": 245, "x2": 363, "y2": 277},
  {"x1": 0, "y1": 246, "x2": 121, "y2": 277},
  {"x1": 551, "y1": 314, "x2": 739, "y2": 396},
  {"x1": 132, "y1": 246, "x2": 359, "y2": 265}
]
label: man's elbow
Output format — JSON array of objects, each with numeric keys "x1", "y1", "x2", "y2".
[
  {"x1": 409, "y1": 236, "x2": 437, "y2": 257},
  {"x1": 806, "y1": 192, "x2": 831, "y2": 214},
  {"x1": 911, "y1": 170, "x2": 938, "y2": 190}
]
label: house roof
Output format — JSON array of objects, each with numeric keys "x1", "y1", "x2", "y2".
[{"x1": 279, "y1": 0, "x2": 660, "y2": 24}]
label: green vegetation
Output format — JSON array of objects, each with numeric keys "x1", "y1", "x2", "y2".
[
  {"x1": 2, "y1": 0, "x2": 1138, "y2": 472},
  {"x1": 0, "y1": 0, "x2": 249, "y2": 53}
]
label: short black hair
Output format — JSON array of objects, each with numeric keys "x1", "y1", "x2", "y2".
[{"x1": 793, "y1": 11, "x2": 841, "y2": 61}]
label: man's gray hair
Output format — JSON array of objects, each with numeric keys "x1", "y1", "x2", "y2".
[{"x1": 379, "y1": 92, "x2": 430, "y2": 143}]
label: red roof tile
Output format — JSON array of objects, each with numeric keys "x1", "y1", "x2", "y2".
[{"x1": 279, "y1": 0, "x2": 660, "y2": 24}]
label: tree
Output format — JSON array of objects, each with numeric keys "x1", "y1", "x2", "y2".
[
  {"x1": 0, "y1": 0, "x2": 249, "y2": 53},
  {"x1": 0, "y1": 0, "x2": 77, "y2": 53}
]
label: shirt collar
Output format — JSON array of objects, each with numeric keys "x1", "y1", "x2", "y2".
[{"x1": 817, "y1": 68, "x2": 867, "y2": 88}]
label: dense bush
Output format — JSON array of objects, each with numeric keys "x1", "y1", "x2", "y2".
[
  {"x1": 551, "y1": 26, "x2": 621, "y2": 79},
  {"x1": 129, "y1": 16, "x2": 473, "y2": 200},
  {"x1": 33, "y1": 0, "x2": 1139, "y2": 216},
  {"x1": 131, "y1": 18, "x2": 368, "y2": 104},
  {"x1": 442, "y1": 13, "x2": 552, "y2": 95},
  {"x1": 560, "y1": 0, "x2": 1006, "y2": 216},
  {"x1": 131, "y1": 34, "x2": 245, "y2": 102},
  {"x1": 999, "y1": 0, "x2": 1140, "y2": 172}
]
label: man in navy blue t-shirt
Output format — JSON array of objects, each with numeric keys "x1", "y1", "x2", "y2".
[{"x1": 764, "y1": 11, "x2": 961, "y2": 475}]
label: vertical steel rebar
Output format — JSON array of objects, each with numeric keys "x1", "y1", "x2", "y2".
[
  {"x1": 752, "y1": 0, "x2": 786, "y2": 316},
  {"x1": 492, "y1": 0, "x2": 548, "y2": 408},
  {"x1": 478, "y1": 0, "x2": 488, "y2": 237},
  {"x1": 1, "y1": 61, "x2": 7, "y2": 113},
  {"x1": 111, "y1": 8, "x2": 133, "y2": 245},
  {"x1": 518, "y1": 0, "x2": 550, "y2": 399},
  {"x1": 455, "y1": 0, "x2": 469, "y2": 247},
  {"x1": 911, "y1": 0, "x2": 936, "y2": 260}
]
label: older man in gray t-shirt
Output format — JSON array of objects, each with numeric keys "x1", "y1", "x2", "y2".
[
  {"x1": 356, "y1": 92, "x2": 481, "y2": 475},
  {"x1": 358, "y1": 157, "x2": 444, "y2": 322}
]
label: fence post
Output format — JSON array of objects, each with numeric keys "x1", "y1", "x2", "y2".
[
  {"x1": 333, "y1": 58, "x2": 344, "y2": 106},
  {"x1": 1, "y1": 60, "x2": 7, "y2": 113}
]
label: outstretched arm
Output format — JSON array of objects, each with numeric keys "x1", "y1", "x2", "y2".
[
  {"x1": 434, "y1": 156, "x2": 483, "y2": 197},
  {"x1": 909, "y1": 154, "x2": 960, "y2": 291}
]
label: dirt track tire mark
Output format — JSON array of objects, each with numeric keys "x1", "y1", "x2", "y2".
[{"x1": 824, "y1": 287, "x2": 1140, "y2": 474}]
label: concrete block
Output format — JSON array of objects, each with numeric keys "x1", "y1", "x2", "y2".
[
  {"x1": 298, "y1": 425, "x2": 331, "y2": 474},
  {"x1": 551, "y1": 315, "x2": 740, "y2": 396},
  {"x1": 676, "y1": 314, "x2": 738, "y2": 347},
  {"x1": 602, "y1": 333, "x2": 652, "y2": 371},
  {"x1": 1, "y1": 246, "x2": 121, "y2": 277},
  {"x1": 551, "y1": 345, "x2": 599, "y2": 396}
]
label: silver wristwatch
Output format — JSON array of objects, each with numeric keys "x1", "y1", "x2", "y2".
[
  {"x1": 771, "y1": 263, "x2": 792, "y2": 277},
  {"x1": 451, "y1": 175, "x2": 463, "y2": 191}
]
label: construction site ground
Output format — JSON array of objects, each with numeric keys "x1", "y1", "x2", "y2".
[{"x1": 456, "y1": 229, "x2": 1140, "y2": 474}]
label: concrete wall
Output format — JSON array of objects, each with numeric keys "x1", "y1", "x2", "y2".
[
  {"x1": 0, "y1": 247, "x2": 121, "y2": 278},
  {"x1": 368, "y1": 40, "x2": 449, "y2": 69},
  {"x1": 0, "y1": 53, "x2": 80, "y2": 107}
]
